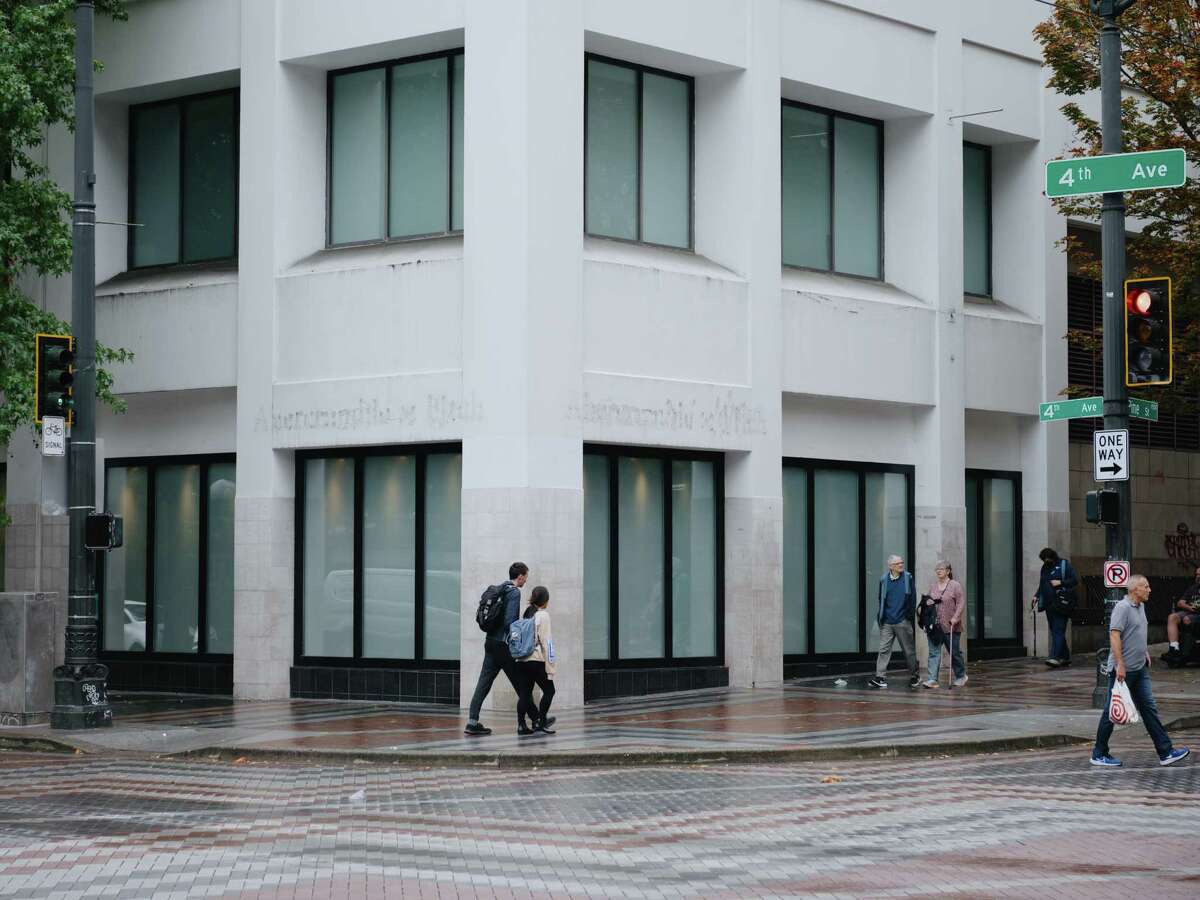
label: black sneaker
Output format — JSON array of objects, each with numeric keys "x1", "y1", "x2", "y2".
[
  {"x1": 538, "y1": 716, "x2": 557, "y2": 729},
  {"x1": 463, "y1": 722, "x2": 492, "y2": 736},
  {"x1": 908, "y1": 676, "x2": 922, "y2": 689},
  {"x1": 535, "y1": 723, "x2": 556, "y2": 735},
  {"x1": 867, "y1": 676, "x2": 888, "y2": 689},
  {"x1": 516, "y1": 725, "x2": 535, "y2": 736}
]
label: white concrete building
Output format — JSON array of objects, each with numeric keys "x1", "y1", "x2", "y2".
[{"x1": 4, "y1": 0, "x2": 1076, "y2": 709}]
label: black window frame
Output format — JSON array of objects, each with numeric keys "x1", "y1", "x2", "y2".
[
  {"x1": 584, "y1": 54, "x2": 696, "y2": 252},
  {"x1": 782, "y1": 458, "x2": 915, "y2": 661},
  {"x1": 326, "y1": 48, "x2": 464, "y2": 249},
  {"x1": 582, "y1": 444, "x2": 724, "y2": 669},
  {"x1": 127, "y1": 89, "x2": 240, "y2": 272},
  {"x1": 780, "y1": 100, "x2": 885, "y2": 281},
  {"x1": 98, "y1": 453, "x2": 237, "y2": 661},
  {"x1": 965, "y1": 469, "x2": 1023, "y2": 646},
  {"x1": 294, "y1": 442, "x2": 461, "y2": 670},
  {"x1": 963, "y1": 140, "x2": 992, "y2": 299}
]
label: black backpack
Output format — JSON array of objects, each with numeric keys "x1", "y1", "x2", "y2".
[{"x1": 476, "y1": 582, "x2": 509, "y2": 633}]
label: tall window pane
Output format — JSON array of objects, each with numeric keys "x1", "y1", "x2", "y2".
[
  {"x1": 131, "y1": 104, "x2": 181, "y2": 267},
  {"x1": 584, "y1": 454, "x2": 611, "y2": 660},
  {"x1": 423, "y1": 453, "x2": 462, "y2": 660},
  {"x1": 331, "y1": 68, "x2": 386, "y2": 244},
  {"x1": 833, "y1": 117, "x2": 881, "y2": 278},
  {"x1": 781, "y1": 106, "x2": 831, "y2": 269},
  {"x1": 451, "y1": 53, "x2": 465, "y2": 231},
  {"x1": 390, "y1": 59, "x2": 449, "y2": 238},
  {"x1": 782, "y1": 467, "x2": 809, "y2": 654},
  {"x1": 618, "y1": 457, "x2": 664, "y2": 658},
  {"x1": 205, "y1": 463, "x2": 236, "y2": 654},
  {"x1": 965, "y1": 475, "x2": 979, "y2": 636},
  {"x1": 672, "y1": 460, "x2": 716, "y2": 658},
  {"x1": 982, "y1": 478, "x2": 1017, "y2": 639},
  {"x1": 964, "y1": 143, "x2": 990, "y2": 295},
  {"x1": 182, "y1": 93, "x2": 237, "y2": 262},
  {"x1": 153, "y1": 465, "x2": 201, "y2": 653},
  {"x1": 103, "y1": 467, "x2": 147, "y2": 651},
  {"x1": 586, "y1": 60, "x2": 638, "y2": 241},
  {"x1": 303, "y1": 458, "x2": 355, "y2": 657},
  {"x1": 813, "y1": 470, "x2": 859, "y2": 652},
  {"x1": 362, "y1": 456, "x2": 416, "y2": 659},
  {"x1": 864, "y1": 471, "x2": 908, "y2": 650},
  {"x1": 641, "y1": 73, "x2": 690, "y2": 249}
]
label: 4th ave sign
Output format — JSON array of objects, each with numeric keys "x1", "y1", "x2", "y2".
[
  {"x1": 1046, "y1": 148, "x2": 1186, "y2": 198},
  {"x1": 1039, "y1": 396, "x2": 1158, "y2": 422}
]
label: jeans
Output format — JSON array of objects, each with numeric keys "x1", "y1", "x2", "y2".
[
  {"x1": 516, "y1": 660, "x2": 555, "y2": 728},
  {"x1": 1093, "y1": 666, "x2": 1173, "y2": 760},
  {"x1": 875, "y1": 621, "x2": 918, "y2": 678},
  {"x1": 927, "y1": 631, "x2": 965, "y2": 682},
  {"x1": 467, "y1": 639, "x2": 519, "y2": 721},
  {"x1": 1046, "y1": 610, "x2": 1070, "y2": 662}
]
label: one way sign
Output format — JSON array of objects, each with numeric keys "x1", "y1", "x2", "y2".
[{"x1": 1094, "y1": 429, "x2": 1129, "y2": 482}]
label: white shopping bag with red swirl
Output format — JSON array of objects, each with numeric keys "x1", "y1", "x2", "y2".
[{"x1": 1109, "y1": 679, "x2": 1141, "y2": 726}]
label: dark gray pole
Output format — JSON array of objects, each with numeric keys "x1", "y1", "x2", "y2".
[
  {"x1": 51, "y1": 0, "x2": 111, "y2": 730},
  {"x1": 1091, "y1": 0, "x2": 1136, "y2": 709}
]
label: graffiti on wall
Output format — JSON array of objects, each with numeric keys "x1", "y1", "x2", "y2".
[{"x1": 1164, "y1": 523, "x2": 1200, "y2": 568}]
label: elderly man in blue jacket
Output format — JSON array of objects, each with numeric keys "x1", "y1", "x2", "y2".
[{"x1": 868, "y1": 554, "x2": 920, "y2": 689}]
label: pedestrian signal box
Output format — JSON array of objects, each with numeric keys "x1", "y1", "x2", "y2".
[{"x1": 1085, "y1": 489, "x2": 1120, "y2": 525}]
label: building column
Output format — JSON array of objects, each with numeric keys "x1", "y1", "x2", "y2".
[
  {"x1": 459, "y1": 0, "x2": 585, "y2": 710},
  {"x1": 232, "y1": 0, "x2": 294, "y2": 700}
]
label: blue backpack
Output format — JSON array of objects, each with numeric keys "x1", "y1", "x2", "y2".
[{"x1": 506, "y1": 616, "x2": 537, "y2": 660}]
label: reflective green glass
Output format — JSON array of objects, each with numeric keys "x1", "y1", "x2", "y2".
[
  {"x1": 584, "y1": 455, "x2": 611, "y2": 660},
  {"x1": 586, "y1": 61, "x2": 638, "y2": 240},
  {"x1": 362, "y1": 456, "x2": 416, "y2": 659},
  {"x1": 154, "y1": 465, "x2": 201, "y2": 653},
  {"x1": 303, "y1": 458, "x2": 355, "y2": 657},
  {"x1": 672, "y1": 460, "x2": 716, "y2": 657},
  {"x1": 103, "y1": 467, "x2": 148, "y2": 651},
  {"x1": 423, "y1": 454, "x2": 462, "y2": 660},
  {"x1": 451, "y1": 54, "x2": 464, "y2": 232},
  {"x1": 813, "y1": 469, "x2": 859, "y2": 652},
  {"x1": 205, "y1": 463, "x2": 236, "y2": 654},
  {"x1": 389, "y1": 58, "x2": 449, "y2": 237},
  {"x1": 618, "y1": 457, "x2": 664, "y2": 658},
  {"x1": 641, "y1": 73, "x2": 690, "y2": 248},
  {"x1": 864, "y1": 471, "x2": 908, "y2": 650},
  {"x1": 131, "y1": 104, "x2": 181, "y2": 266},
  {"x1": 781, "y1": 105, "x2": 830, "y2": 269},
  {"x1": 782, "y1": 467, "x2": 808, "y2": 654},
  {"x1": 833, "y1": 117, "x2": 881, "y2": 278},
  {"x1": 964, "y1": 144, "x2": 990, "y2": 295},
  {"x1": 182, "y1": 94, "x2": 237, "y2": 262},
  {"x1": 331, "y1": 68, "x2": 386, "y2": 243}
]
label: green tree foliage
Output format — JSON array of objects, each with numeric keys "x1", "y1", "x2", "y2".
[
  {"x1": 1035, "y1": 0, "x2": 1200, "y2": 409},
  {"x1": 1, "y1": 0, "x2": 130, "y2": 454}
]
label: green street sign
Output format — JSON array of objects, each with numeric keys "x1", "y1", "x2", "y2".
[
  {"x1": 1039, "y1": 395, "x2": 1159, "y2": 422},
  {"x1": 1129, "y1": 397, "x2": 1159, "y2": 422},
  {"x1": 1040, "y1": 396, "x2": 1102, "y2": 422},
  {"x1": 1046, "y1": 148, "x2": 1186, "y2": 198}
]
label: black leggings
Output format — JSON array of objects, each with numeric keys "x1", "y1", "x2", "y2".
[{"x1": 516, "y1": 661, "x2": 555, "y2": 728}]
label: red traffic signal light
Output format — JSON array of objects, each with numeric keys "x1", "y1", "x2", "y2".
[{"x1": 1124, "y1": 276, "x2": 1171, "y2": 387}]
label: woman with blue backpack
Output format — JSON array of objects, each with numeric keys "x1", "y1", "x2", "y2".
[{"x1": 507, "y1": 585, "x2": 557, "y2": 735}]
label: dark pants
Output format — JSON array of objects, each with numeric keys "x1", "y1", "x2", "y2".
[
  {"x1": 1046, "y1": 610, "x2": 1070, "y2": 662},
  {"x1": 516, "y1": 661, "x2": 555, "y2": 728},
  {"x1": 1094, "y1": 667, "x2": 1173, "y2": 760},
  {"x1": 467, "y1": 639, "x2": 519, "y2": 721}
]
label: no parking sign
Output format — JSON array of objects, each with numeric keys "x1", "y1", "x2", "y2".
[{"x1": 1103, "y1": 560, "x2": 1130, "y2": 588}]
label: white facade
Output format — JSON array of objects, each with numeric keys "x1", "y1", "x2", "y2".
[{"x1": 6, "y1": 0, "x2": 1076, "y2": 708}]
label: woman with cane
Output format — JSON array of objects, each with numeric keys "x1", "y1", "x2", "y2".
[{"x1": 923, "y1": 560, "x2": 966, "y2": 688}]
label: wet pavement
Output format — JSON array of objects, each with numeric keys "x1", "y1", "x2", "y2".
[
  {"x1": 0, "y1": 734, "x2": 1197, "y2": 898},
  {"x1": 4, "y1": 656, "x2": 1200, "y2": 765}
]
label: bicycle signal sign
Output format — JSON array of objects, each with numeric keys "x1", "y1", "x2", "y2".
[{"x1": 1103, "y1": 561, "x2": 1130, "y2": 589}]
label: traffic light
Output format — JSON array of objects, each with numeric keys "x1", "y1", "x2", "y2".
[
  {"x1": 1124, "y1": 276, "x2": 1172, "y2": 387},
  {"x1": 35, "y1": 333, "x2": 75, "y2": 424}
]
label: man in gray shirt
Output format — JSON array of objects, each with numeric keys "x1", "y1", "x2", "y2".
[{"x1": 1091, "y1": 574, "x2": 1190, "y2": 767}]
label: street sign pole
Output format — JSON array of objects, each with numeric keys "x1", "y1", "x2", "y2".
[{"x1": 1092, "y1": 0, "x2": 1136, "y2": 710}]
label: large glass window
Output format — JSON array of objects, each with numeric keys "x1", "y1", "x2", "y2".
[
  {"x1": 584, "y1": 449, "x2": 721, "y2": 664},
  {"x1": 964, "y1": 142, "x2": 991, "y2": 297},
  {"x1": 329, "y1": 50, "x2": 464, "y2": 246},
  {"x1": 965, "y1": 471, "x2": 1021, "y2": 642},
  {"x1": 586, "y1": 57, "x2": 693, "y2": 249},
  {"x1": 297, "y1": 447, "x2": 461, "y2": 664},
  {"x1": 783, "y1": 461, "x2": 912, "y2": 657},
  {"x1": 129, "y1": 92, "x2": 237, "y2": 268},
  {"x1": 781, "y1": 102, "x2": 882, "y2": 279},
  {"x1": 101, "y1": 457, "x2": 235, "y2": 655}
]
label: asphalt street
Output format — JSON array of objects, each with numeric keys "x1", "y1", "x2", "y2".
[{"x1": 0, "y1": 734, "x2": 1197, "y2": 899}]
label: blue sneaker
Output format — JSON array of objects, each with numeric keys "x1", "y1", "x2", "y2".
[
  {"x1": 1159, "y1": 748, "x2": 1190, "y2": 767},
  {"x1": 1090, "y1": 754, "x2": 1122, "y2": 767}
]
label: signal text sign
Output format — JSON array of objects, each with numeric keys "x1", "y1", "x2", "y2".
[{"x1": 1094, "y1": 429, "x2": 1129, "y2": 482}]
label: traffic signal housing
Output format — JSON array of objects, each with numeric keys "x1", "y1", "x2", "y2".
[
  {"x1": 1125, "y1": 276, "x2": 1172, "y2": 387},
  {"x1": 1085, "y1": 489, "x2": 1120, "y2": 525},
  {"x1": 35, "y1": 333, "x2": 75, "y2": 425}
]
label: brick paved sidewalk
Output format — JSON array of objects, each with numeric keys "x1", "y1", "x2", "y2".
[{"x1": 4, "y1": 657, "x2": 1200, "y2": 765}]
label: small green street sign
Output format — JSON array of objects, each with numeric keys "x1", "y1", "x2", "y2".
[
  {"x1": 1039, "y1": 395, "x2": 1159, "y2": 422},
  {"x1": 1128, "y1": 397, "x2": 1159, "y2": 421},
  {"x1": 1046, "y1": 148, "x2": 1186, "y2": 198},
  {"x1": 1040, "y1": 396, "x2": 1102, "y2": 422}
]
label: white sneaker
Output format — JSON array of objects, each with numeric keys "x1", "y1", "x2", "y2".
[
  {"x1": 953, "y1": 675, "x2": 968, "y2": 687},
  {"x1": 922, "y1": 680, "x2": 938, "y2": 689}
]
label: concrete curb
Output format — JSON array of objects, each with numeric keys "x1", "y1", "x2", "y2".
[{"x1": 0, "y1": 734, "x2": 82, "y2": 755}]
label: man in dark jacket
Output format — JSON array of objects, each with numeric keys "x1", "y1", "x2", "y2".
[
  {"x1": 464, "y1": 562, "x2": 528, "y2": 736},
  {"x1": 1030, "y1": 547, "x2": 1077, "y2": 668},
  {"x1": 868, "y1": 554, "x2": 919, "y2": 690}
]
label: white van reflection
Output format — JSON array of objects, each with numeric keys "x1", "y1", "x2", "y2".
[{"x1": 313, "y1": 568, "x2": 461, "y2": 656}]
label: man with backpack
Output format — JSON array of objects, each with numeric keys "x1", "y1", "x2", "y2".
[
  {"x1": 464, "y1": 562, "x2": 528, "y2": 736},
  {"x1": 868, "y1": 555, "x2": 920, "y2": 690}
]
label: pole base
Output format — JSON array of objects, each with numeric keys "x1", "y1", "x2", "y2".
[
  {"x1": 1091, "y1": 648, "x2": 1110, "y2": 710},
  {"x1": 50, "y1": 663, "x2": 113, "y2": 730}
]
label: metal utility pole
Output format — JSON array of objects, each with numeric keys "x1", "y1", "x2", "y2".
[
  {"x1": 52, "y1": 0, "x2": 111, "y2": 730},
  {"x1": 1090, "y1": 0, "x2": 1136, "y2": 709}
]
